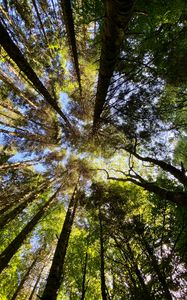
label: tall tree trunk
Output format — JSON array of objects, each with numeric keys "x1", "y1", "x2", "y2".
[
  {"x1": 0, "y1": 187, "x2": 60, "y2": 274},
  {"x1": 0, "y1": 20, "x2": 72, "y2": 130},
  {"x1": 93, "y1": 0, "x2": 135, "y2": 130},
  {"x1": 0, "y1": 69, "x2": 38, "y2": 108},
  {"x1": 0, "y1": 182, "x2": 48, "y2": 229},
  {"x1": 61, "y1": 0, "x2": 82, "y2": 93},
  {"x1": 139, "y1": 234, "x2": 172, "y2": 300},
  {"x1": 11, "y1": 256, "x2": 38, "y2": 300},
  {"x1": 99, "y1": 206, "x2": 107, "y2": 300},
  {"x1": 0, "y1": 128, "x2": 57, "y2": 145},
  {"x1": 41, "y1": 185, "x2": 79, "y2": 300},
  {"x1": 113, "y1": 236, "x2": 151, "y2": 299},
  {"x1": 81, "y1": 251, "x2": 88, "y2": 300},
  {"x1": 0, "y1": 159, "x2": 37, "y2": 171},
  {"x1": 31, "y1": 0, "x2": 49, "y2": 45},
  {"x1": 28, "y1": 264, "x2": 45, "y2": 300},
  {"x1": 126, "y1": 242, "x2": 152, "y2": 300}
]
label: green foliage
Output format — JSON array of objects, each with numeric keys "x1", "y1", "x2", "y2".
[{"x1": 0, "y1": 0, "x2": 187, "y2": 298}]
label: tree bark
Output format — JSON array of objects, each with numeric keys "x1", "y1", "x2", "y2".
[
  {"x1": 138, "y1": 233, "x2": 172, "y2": 300},
  {"x1": 0, "y1": 20, "x2": 72, "y2": 130},
  {"x1": 126, "y1": 242, "x2": 152, "y2": 300},
  {"x1": 11, "y1": 256, "x2": 38, "y2": 300},
  {"x1": 0, "y1": 69, "x2": 38, "y2": 109},
  {"x1": 61, "y1": 0, "x2": 82, "y2": 93},
  {"x1": 0, "y1": 182, "x2": 48, "y2": 229},
  {"x1": 99, "y1": 206, "x2": 107, "y2": 300},
  {"x1": 41, "y1": 185, "x2": 79, "y2": 300},
  {"x1": 93, "y1": 0, "x2": 135, "y2": 130},
  {"x1": 81, "y1": 251, "x2": 88, "y2": 300},
  {"x1": 0, "y1": 128, "x2": 57, "y2": 145},
  {"x1": 28, "y1": 264, "x2": 45, "y2": 300},
  {"x1": 0, "y1": 187, "x2": 60, "y2": 274}
]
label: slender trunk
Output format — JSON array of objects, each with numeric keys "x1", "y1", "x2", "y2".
[
  {"x1": 93, "y1": 0, "x2": 135, "y2": 130},
  {"x1": 31, "y1": 0, "x2": 53, "y2": 57},
  {"x1": 0, "y1": 110, "x2": 54, "y2": 132},
  {"x1": 0, "y1": 184, "x2": 42, "y2": 215},
  {"x1": 81, "y1": 251, "x2": 88, "y2": 300},
  {"x1": 41, "y1": 185, "x2": 79, "y2": 300},
  {"x1": 113, "y1": 236, "x2": 150, "y2": 299},
  {"x1": 61, "y1": 0, "x2": 82, "y2": 93},
  {"x1": 0, "y1": 182, "x2": 48, "y2": 229},
  {"x1": 141, "y1": 235, "x2": 172, "y2": 300},
  {"x1": 0, "y1": 160, "x2": 37, "y2": 171},
  {"x1": 0, "y1": 20, "x2": 72, "y2": 130},
  {"x1": 99, "y1": 206, "x2": 107, "y2": 300},
  {"x1": 126, "y1": 242, "x2": 152, "y2": 300},
  {"x1": 0, "y1": 102, "x2": 23, "y2": 117},
  {"x1": 28, "y1": 264, "x2": 45, "y2": 300},
  {"x1": 0, "y1": 69, "x2": 38, "y2": 109},
  {"x1": 0, "y1": 187, "x2": 60, "y2": 274},
  {"x1": 11, "y1": 257, "x2": 38, "y2": 300},
  {"x1": 0, "y1": 128, "x2": 57, "y2": 145}
]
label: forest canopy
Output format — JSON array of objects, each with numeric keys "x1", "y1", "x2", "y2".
[{"x1": 0, "y1": 0, "x2": 187, "y2": 299}]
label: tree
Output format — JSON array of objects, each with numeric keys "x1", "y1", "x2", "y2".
[
  {"x1": 0, "y1": 1, "x2": 187, "y2": 299},
  {"x1": 41, "y1": 184, "x2": 79, "y2": 300}
]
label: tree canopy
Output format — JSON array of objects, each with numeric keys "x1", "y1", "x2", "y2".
[{"x1": 0, "y1": 0, "x2": 187, "y2": 299}]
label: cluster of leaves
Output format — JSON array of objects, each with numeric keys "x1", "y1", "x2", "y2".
[{"x1": 0, "y1": 0, "x2": 187, "y2": 299}]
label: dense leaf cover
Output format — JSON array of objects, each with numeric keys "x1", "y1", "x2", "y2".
[{"x1": 0, "y1": 0, "x2": 187, "y2": 299}]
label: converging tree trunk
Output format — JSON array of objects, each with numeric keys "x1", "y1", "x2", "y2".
[
  {"x1": 61, "y1": 0, "x2": 82, "y2": 93},
  {"x1": 142, "y1": 238, "x2": 172, "y2": 300},
  {"x1": 11, "y1": 256, "x2": 38, "y2": 300},
  {"x1": 41, "y1": 185, "x2": 79, "y2": 300},
  {"x1": 28, "y1": 263, "x2": 45, "y2": 300},
  {"x1": 134, "y1": 223, "x2": 172, "y2": 300},
  {"x1": 0, "y1": 182, "x2": 49, "y2": 229},
  {"x1": 93, "y1": 0, "x2": 135, "y2": 130},
  {"x1": 0, "y1": 20, "x2": 72, "y2": 130},
  {"x1": 99, "y1": 206, "x2": 107, "y2": 300},
  {"x1": 126, "y1": 242, "x2": 152, "y2": 300},
  {"x1": 81, "y1": 250, "x2": 88, "y2": 300},
  {"x1": 0, "y1": 187, "x2": 61, "y2": 274}
]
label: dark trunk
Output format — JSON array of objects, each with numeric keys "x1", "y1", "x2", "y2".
[
  {"x1": 130, "y1": 179, "x2": 187, "y2": 206},
  {"x1": 0, "y1": 183, "x2": 47, "y2": 229},
  {"x1": 41, "y1": 185, "x2": 78, "y2": 300},
  {"x1": 139, "y1": 234, "x2": 172, "y2": 300},
  {"x1": 113, "y1": 236, "x2": 152, "y2": 299},
  {"x1": 0, "y1": 21, "x2": 72, "y2": 130},
  {"x1": 0, "y1": 187, "x2": 60, "y2": 274},
  {"x1": 126, "y1": 242, "x2": 152, "y2": 300},
  {"x1": 99, "y1": 206, "x2": 107, "y2": 300},
  {"x1": 31, "y1": 0, "x2": 49, "y2": 46},
  {"x1": 81, "y1": 251, "x2": 88, "y2": 300},
  {"x1": 61, "y1": 0, "x2": 82, "y2": 93},
  {"x1": 11, "y1": 257, "x2": 38, "y2": 300},
  {"x1": 128, "y1": 150, "x2": 187, "y2": 186},
  {"x1": 93, "y1": 0, "x2": 135, "y2": 130}
]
